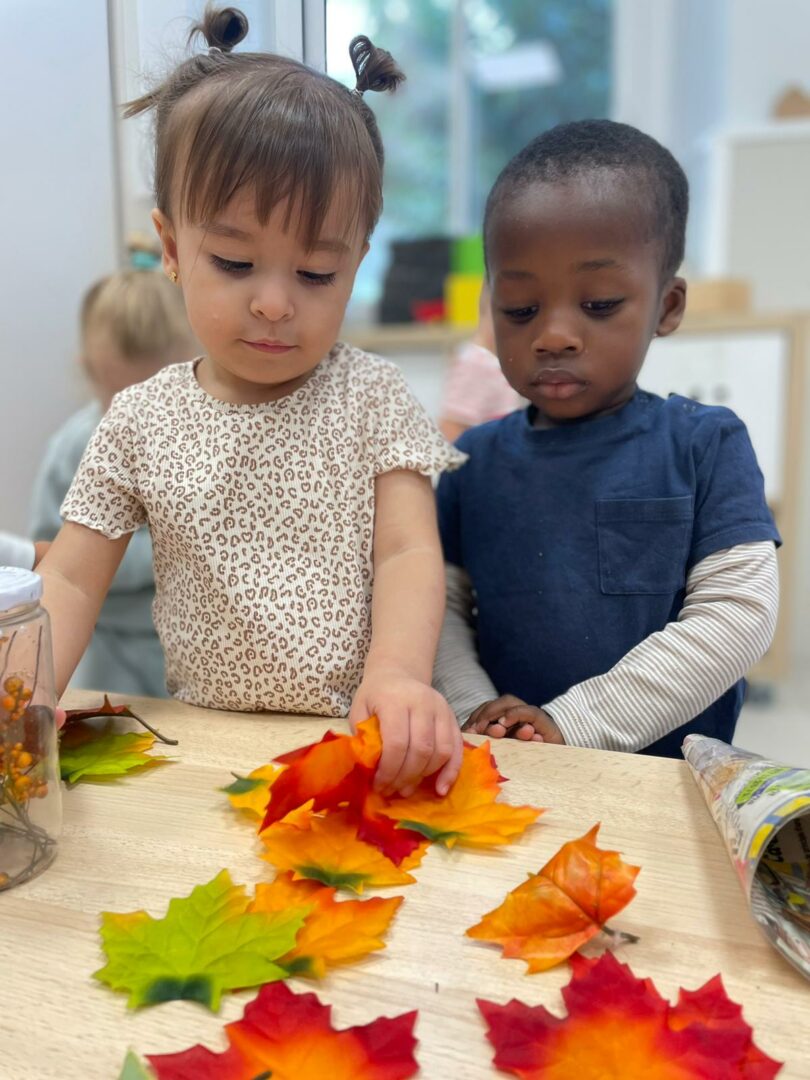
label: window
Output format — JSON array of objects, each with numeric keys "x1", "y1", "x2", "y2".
[{"x1": 327, "y1": 0, "x2": 612, "y2": 315}]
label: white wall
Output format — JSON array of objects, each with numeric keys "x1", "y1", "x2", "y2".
[
  {"x1": 612, "y1": 0, "x2": 810, "y2": 273},
  {"x1": 0, "y1": 1, "x2": 118, "y2": 533},
  {"x1": 113, "y1": 0, "x2": 286, "y2": 245},
  {"x1": 614, "y1": 0, "x2": 810, "y2": 671},
  {"x1": 725, "y1": 0, "x2": 810, "y2": 125}
]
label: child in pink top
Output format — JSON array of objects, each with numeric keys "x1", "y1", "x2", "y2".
[{"x1": 439, "y1": 283, "x2": 522, "y2": 442}]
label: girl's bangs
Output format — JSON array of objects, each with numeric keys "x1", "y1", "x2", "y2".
[{"x1": 170, "y1": 77, "x2": 379, "y2": 247}]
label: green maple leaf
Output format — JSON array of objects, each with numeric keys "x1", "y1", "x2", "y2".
[
  {"x1": 220, "y1": 775, "x2": 266, "y2": 796},
  {"x1": 59, "y1": 728, "x2": 171, "y2": 783},
  {"x1": 95, "y1": 870, "x2": 306, "y2": 1010},
  {"x1": 117, "y1": 1051, "x2": 155, "y2": 1079}
]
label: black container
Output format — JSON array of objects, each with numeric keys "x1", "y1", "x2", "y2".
[{"x1": 378, "y1": 236, "x2": 452, "y2": 324}]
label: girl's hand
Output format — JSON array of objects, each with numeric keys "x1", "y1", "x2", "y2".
[
  {"x1": 463, "y1": 695, "x2": 565, "y2": 744},
  {"x1": 349, "y1": 671, "x2": 463, "y2": 798}
]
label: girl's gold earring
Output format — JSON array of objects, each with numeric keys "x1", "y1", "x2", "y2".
[{"x1": 168, "y1": 270, "x2": 179, "y2": 284}]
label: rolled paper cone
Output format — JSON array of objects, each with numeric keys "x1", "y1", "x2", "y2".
[{"x1": 683, "y1": 734, "x2": 810, "y2": 980}]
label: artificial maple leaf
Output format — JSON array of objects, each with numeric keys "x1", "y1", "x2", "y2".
[
  {"x1": 147, "y1": 981, "x2": 419, "y2": 1080},
  {"x1": 466, "y1": 824, "x2": 639, "y2": 972},
  {"x1": 250, "y1": 871, "x2": 403, "y2": 978},
  {"x1": 260, "y1": 716, "x2": 381, "y2": 831},
  {"x1": 117, "y1": 1051, "x2": 154, "y2": 1079},
  {"x1": 355, "y1": 796, "x2": 427, "y2": 865},
  {"x1": 478, "y1": 951, "x2": 782, "y2": 1079},
  {"x1": 59, "y1": 724, "x2": 172, "y2": 783},
  {"x1": 94, "y1": 870, "x2": 306, "y2": 1010},
  {"x1": 64, "y1": 695, "x2": 140, "y2": 725},
  {"x1": 260, "y1": 806, "x2": 426, "y2": 893},
  {"x1": 222, "y1": 763, "x2": 284, "y2": 821},
  {"x1": 378, "y1": 741, "x2": 543, "y2": 848},
  {"x1": 63, "y1": 694, "x2": 177, "y2": 744}
]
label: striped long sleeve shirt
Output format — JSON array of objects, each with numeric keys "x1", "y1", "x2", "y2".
[{"x1": 433, "y1": 541, "x2": 778, "y2": 753}]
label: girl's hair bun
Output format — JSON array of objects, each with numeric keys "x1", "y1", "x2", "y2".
[
  {"x1": 189, "y1": 5, "x2": 249, "y2": 53},
  {"x1": 349, "y1": 35, "x2": 405, "y2": 94}
]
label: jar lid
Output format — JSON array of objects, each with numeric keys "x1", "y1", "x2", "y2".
[{"x1": 0, "y1": 566, "x2": 43, "y2": 611}]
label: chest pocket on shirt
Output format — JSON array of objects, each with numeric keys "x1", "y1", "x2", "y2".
[{"x1": 597, "y1": 496, "x2": 693, "y2": 595}]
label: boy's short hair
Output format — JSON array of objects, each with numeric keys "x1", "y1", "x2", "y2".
[
  {"x1": 484, "y1": 119, "x2": 689, "y2": 280},
  {"x1": 80, "y1": 270, "x2": 194, "y2": 361}
]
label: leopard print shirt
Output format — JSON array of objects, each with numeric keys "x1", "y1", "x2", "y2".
[{"x1": 61, "y1": 344, "x2": 466, "y2": 715}]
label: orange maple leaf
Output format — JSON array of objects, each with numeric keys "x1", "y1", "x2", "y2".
[
  {"x1": 378, "y1": 741, "x2": 543, "y2": 848},
  {"x1": 261, "y1": 717, "x2": 381, "y2": 831},
  {"x1": 478, "y1": 951, "x2": 782, "y2": 1078},
  {"x1": 467, "y1": 824, "x2": 639, "y2": 971},
  {"x1": 147, "y1": 981, "x2": 419, "y2": 1079},
  {"x1": 260, "y1": 806, "x2": 426, "y2": 893},
  {"x1": 250, "y1": 872, "x2": 403, "y2": 978}
]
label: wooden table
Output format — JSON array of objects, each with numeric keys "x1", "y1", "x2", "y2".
[{"x1": 1, "y1": 694, "x2": 807, "y2": 1078}]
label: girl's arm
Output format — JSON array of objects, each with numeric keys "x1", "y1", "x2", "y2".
[
  {"x1": 349, "y1": 468, "x2": 463, "y2": 797},
  {"x1": 37, "y1": 523, "x2": 131, "y2": 695},
  {"x1": 469, "y1": 542, "x2": 777, "y2": 750},
  {"x1": 432, "y1": 562, "x2": 499, "y2": 723}
]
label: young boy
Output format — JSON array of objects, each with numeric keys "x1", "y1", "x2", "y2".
[
  {"x1": 433, "y1": 120, "x2": 780, "y2": 758},
  {"x1": 0, "y1": 271, "x2": 195, "y2": 696}
]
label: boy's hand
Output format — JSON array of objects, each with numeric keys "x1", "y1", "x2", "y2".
[
  {"x1": 463, "y1": 695, "x2": 565, "y2": 744},
  {"x1": 349, "y1": 671, "x2": 463, "y2": 798}
]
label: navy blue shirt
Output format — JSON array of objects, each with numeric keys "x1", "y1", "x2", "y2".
[{"x1": 437, "y1": 390, "x2": 781, "y2": 758}]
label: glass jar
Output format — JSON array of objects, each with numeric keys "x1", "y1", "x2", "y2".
[{"x1": 0, "y1": 567, "x2": 61, "y2": 889}]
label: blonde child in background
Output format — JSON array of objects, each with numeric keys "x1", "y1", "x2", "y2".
[
  {"x1": 36, "y1": 7, "x2": 465, "y2": 796},
  {"x1": 30, "y1": 271, "x2": 196, "y2": 696},
  {"x1": 438, "y1": 282, "x2": 522, "y2": 443},
  {"x1": 0, "y1": 271, "x2": 194, "y2": 696}
]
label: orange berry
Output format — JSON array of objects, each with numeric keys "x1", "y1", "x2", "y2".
[
  {"x1": 16, "y1": 751, "x2": 32, "y2": 769},
  {"x1": 3, "y1": 676, "x2": 23, "y2": 694},
  {"x1": 1, "y1": 696, "x2": 15, "y2": 711},
  {"x1": 19, "y1": 689, "x2": 32, "y2": 702}
]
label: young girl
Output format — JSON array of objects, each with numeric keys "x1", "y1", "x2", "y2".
[
  {"x1": 37, "y1": 7, "x2": 465, "y2": 795},
  {"x1": 434, "y1": 120, "x2": 780, "y2": 758}
]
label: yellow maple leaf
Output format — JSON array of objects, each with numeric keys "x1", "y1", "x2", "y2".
[
  {"x1": 223, "y1": 763, "x2": 284, "y2": 820},
  {"x1": 379, "y1": 741, "x2": 543, "y2": 847}
]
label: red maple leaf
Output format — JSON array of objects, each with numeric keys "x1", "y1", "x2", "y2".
[
  {"x1": 478, "y1": 951, "x2": 782, "y2": 1078},
  {"x1": 261, "y1": 720, "x2": 380, "y2": 831},
  {"x1": 147, "y1": 981, "x2": 419, "y2": 1079}
]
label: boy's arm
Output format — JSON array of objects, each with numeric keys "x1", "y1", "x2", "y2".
[
  {"x1": 38, "y1": 523, "x2": 131, "y2": 696},
  {"x1": 349, "y1": 468, "x2": 463, "y2": 797},
  {"x1": 432, "y1": 562, "x2": 499, "y2": 724},
  {"x1": 542, "y1": 541, "x2": 777, "y2": 752}
]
